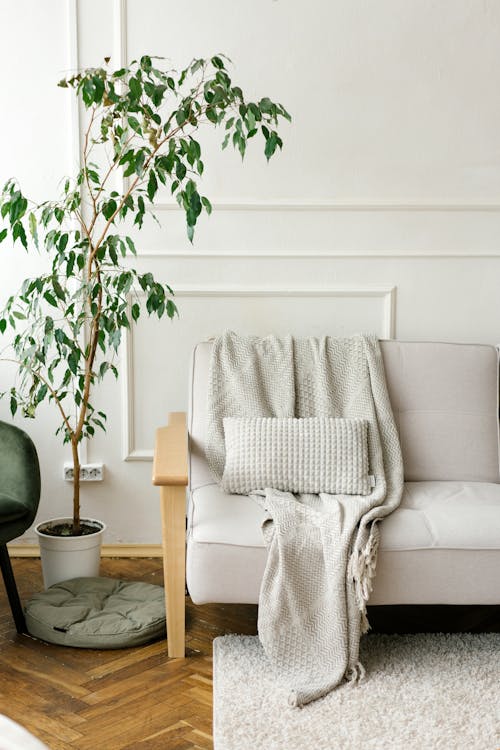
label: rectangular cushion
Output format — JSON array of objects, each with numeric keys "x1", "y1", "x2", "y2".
[
  {"x1": 189, "y1": 340, "x2": 500, "y2": 488},
  {"x1": 221, "y1": 417, "x2": 370, "y2": 495}
]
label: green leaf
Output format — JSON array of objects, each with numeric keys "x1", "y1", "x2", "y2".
[
  {"x1": 125, "y1": 236, "x2": 136, "y2": 255},
  {"x1": 28, "y1": 212, "x2": 38, "y2": 248},
  {"x1": 0, "y1": 228, "x2": 7, "y2": 243},
  {"x1": 166, "y1": 299, "x2": 177, "y2": 318},
  {"x1": 265, "y1": 132, "x2": 279, "y2": 161},
  {"x1": 211, "y1": 56, "x2": 224, "y2": 69},
  {"x1": 206, "y1": 107, "x2": 218, "y2": 124},
  {"x1": 44, "y1": 291, "x2": 58, "y2": 308},
  {"x1": 10, "y1": 394, "x2": 17, "y2": 416},
  {"x1": 102, "y1": 199, "x2": 117, "y2": 220},
  {"x1": 68, "y1": 351, "x2": 79, "y2": 375},
  {"x1": 147, "y1": 170, "x2": 158, "y2": 202},
  {"x1": 201, "y1": 196, "x2": 212, "y2": 215},
  {"x1": 81, "y1": 78, "x2": 93, "y2": 105},
  {"x1": 127, "y1": 116, "x2": 142, "y2": 134},
  {"x1": 58, "y1": 233, "x2": 68, "y2": 253},
  {"x1": 9, "y1": 194, "x2": 28, "y2": 223},
  {"x1": 86, "y1": 170, "x2": 100, "y2": 186},
  {"x1": 129, "y1": 77, "x2": 142, "y2": 100},
  {"x1": 176, "y1": 161, "x2": 186, "y2": 181},
  {"x1": 52, "y1": 278, "x2": 66, "y2": 301},
  {"x1": 0, "y1": 319, "x2": 6, "y2": 334},
  {"x1": 12, "y1": 221, "x2": 27, "y2": 249},
  {"x1": 134, "y1": 150, "x2": 146, "y2": 175},
  {"x1": 259, "y1": 97, "x2": 273, "y2": 114},
  {"x1": 36, "y1": 384, "x2": 48, "y2": 403},
  {"x1": 152, "y1": 84, "x2": 167, "y2": 107},
  {"x1": 131, "y1": 303, "x2": 140, "y2": 321},
  {"x1": 92, "y1": 75, "x2": 105, "y2": 103},
  {"x1": 175, "y1": 108, "x2": 187, "y2": 127}
]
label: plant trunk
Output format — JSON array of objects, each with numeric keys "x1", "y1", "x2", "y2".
[{"x1": 71, "y1": 438, "x2": 81, "y2": 534}]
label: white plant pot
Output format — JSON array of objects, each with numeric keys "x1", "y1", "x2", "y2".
[{"x1": 35, "y1": 517, "x2": 106, "y2": 589}]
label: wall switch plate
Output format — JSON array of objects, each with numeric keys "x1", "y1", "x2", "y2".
[{"x1": 63, "y1": 463, "x2": 104, "y2": 482}]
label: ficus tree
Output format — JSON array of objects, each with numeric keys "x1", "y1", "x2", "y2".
[{"x1": 0, "y1": 54, "x2": 290, "y2": 534}]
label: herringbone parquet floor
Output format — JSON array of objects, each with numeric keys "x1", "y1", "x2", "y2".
[
  {"x1": 0, "y1": 557, "x2": 258, "y2": 750},
  {"x1": 2, "y1": 559, "x2": 499, "y2": 749}
]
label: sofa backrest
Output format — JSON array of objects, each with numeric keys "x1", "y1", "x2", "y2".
[{"x1": 188, "y1": 339, "x2": 500, "y2": 490}]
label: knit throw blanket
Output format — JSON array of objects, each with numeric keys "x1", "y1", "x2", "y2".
[{"x1": 206, "y1": 331, "x2": 404, "y2": 706}]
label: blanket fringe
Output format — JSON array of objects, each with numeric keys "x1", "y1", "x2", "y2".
[
  {"x1": 346, "y1": 660, "x2": 366, "y2": 685},
  {"x1": 349, "y1": 522, "x2": 380, "y2": 625}
]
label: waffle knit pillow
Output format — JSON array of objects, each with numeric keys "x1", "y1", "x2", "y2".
[{"x1": 221, "y1": 417, "x2": 371, "y2": 495}]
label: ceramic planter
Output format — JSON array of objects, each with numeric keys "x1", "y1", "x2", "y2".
[{"x1": 35, "y1": 517, "x2": 106, "y2": 589}]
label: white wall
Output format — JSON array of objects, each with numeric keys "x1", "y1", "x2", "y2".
[{"x1": 1, "y1": 0, "x2": 500, "y2": 544}]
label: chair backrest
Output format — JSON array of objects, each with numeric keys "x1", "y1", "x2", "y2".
[
  {"x1": 0, "y1": 421, "x2": 41, "y2": 545},
  {"x1": 188, "y1": 339, "x2": 500, "y2": 490}
]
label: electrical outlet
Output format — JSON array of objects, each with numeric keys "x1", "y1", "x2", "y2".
[{"x1": 63, "y1": 463, "x2": 104, "y2": 482}]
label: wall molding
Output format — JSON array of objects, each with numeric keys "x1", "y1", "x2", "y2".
[
  {"x1": 114, "y1": 0, "x2": 128, "y2": 69},
  {"x1": 68, "y1": 0, "x2": 89, "y2": 464},
  {"x1": 66, "y1": 0, "x2": 80, "y2": 172},
  {"x1": 9, "y1": 543, "x2": 163, "y2": 558},
  {"x1": 152, "y1": 200, "x2": 500, "y2": 213},
  {"x1": 114, "y1": 5, "x2": 500, "y2": 215},
  {"x1": 121, "y1": 284, "x2": 396, "y2": 461},
  {"x1": 137, "y1": 249, "x2": 500, "y2": 259}
]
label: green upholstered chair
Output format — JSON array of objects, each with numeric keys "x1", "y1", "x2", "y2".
[{"x1": 0, "y1": 421, "x2": 40, "y2": 633}]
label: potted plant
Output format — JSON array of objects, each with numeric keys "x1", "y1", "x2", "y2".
[{"x1": 0, "y1": 54, "x2": 289, "y2": 587}]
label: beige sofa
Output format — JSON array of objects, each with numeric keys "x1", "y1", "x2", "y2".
[{"x1": 153, "y1": 340, "x2": 500, "y2": 657}]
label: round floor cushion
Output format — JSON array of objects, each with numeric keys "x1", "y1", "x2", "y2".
[{"x1": 25, "y1": 577, "x2": 166, "y2": 648}]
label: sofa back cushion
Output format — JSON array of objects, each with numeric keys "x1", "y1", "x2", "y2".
[{"x1": 188, "y1": 340, "x2": 500, "y2": 490}]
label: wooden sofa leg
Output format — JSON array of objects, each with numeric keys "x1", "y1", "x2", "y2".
[{"x1": 160, "y1": 485, "x2": 186, "y2": 658}]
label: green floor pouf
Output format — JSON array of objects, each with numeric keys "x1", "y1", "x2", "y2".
[{"x1": 25, "y1": 577, "x2": 166, "y2": 648}]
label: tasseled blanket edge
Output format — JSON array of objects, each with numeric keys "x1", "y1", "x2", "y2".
[{"x1": 349, "y1": 521, "x2": 381, "y2": 634}]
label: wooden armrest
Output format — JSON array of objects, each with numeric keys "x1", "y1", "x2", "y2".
[{"x1": 152, "y1": 412, "x2": 188, "y2": 486}]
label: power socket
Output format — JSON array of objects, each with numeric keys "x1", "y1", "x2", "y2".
[{"x1": 63, "y1": 463, "x2": 104, "y2": 482}]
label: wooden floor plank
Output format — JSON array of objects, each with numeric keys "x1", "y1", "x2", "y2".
[{"x1": 0, "y1": 557, "x2": 257, "y2": 749}]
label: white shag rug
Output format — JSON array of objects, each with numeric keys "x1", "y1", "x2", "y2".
[{"x1": 213, "y1": 633, "x2": 500, "y2": 750}]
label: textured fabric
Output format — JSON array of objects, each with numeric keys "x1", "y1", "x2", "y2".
[
  {"x1": 380, "y1": 341, "x2": 500, "y2": 482},
  {"x1": 213, "y1": 633, "x2": 500, "y2": 750},
  {"x1": 207, "y1": 332, "x2": 404, "y2": 706},
  {"x1": 0, "y1": 715, "x2": 49, "y2": 750},
  {"x1": 189, "y1": 340, "x2": 500, "y2": 491},
  {"x1": 0, "y1": 421, "x2": 40, "y2": 545},
  {"x1": 221, "y1": 417, "x2": 370, "y2": 495},
  {"x1": 190, "y1": 481, "x2": 500, "y2": 550},
  {"x1": 186, "y1": 481, "x2": 500, "y2": 605},
  {"x1": 25, "y1": 577, "x2": 166, "y2": 648}
]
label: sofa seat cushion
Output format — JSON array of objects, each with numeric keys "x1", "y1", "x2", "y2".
[
  {"x1": 189, "y1": 481, "x2": 500, "y2": 551},
  {"x1": 186, "y1": 481, "x2": 500, "y2": 605},
  {"x1": 379, "y1": 481, "x2": 500, "y2": 550}
]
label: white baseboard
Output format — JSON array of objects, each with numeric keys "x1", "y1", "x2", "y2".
[{"x1": 8, "y1": 544, "x2": 163, "y2": 558}]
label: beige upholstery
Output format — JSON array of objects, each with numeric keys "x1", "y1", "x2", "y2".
[{"x1": 187, "y1": 340, "x2": 500, "y2": 606}]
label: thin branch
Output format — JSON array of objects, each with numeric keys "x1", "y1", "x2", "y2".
[
  {"x1": 0, "y1": 357, "x2": 73, "y2": 437},
  {"x1": 82, "y1": 105, "x2": 98, "y2": 216}
]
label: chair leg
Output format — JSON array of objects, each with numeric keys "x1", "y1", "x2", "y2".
[{"x1": 0, "y1": 544, "x2": 26, "y2": 634}]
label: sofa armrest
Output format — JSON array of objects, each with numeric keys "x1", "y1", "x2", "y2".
[{"x1": 152, "y1": 412, "x2": 188, "y2": 487}]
